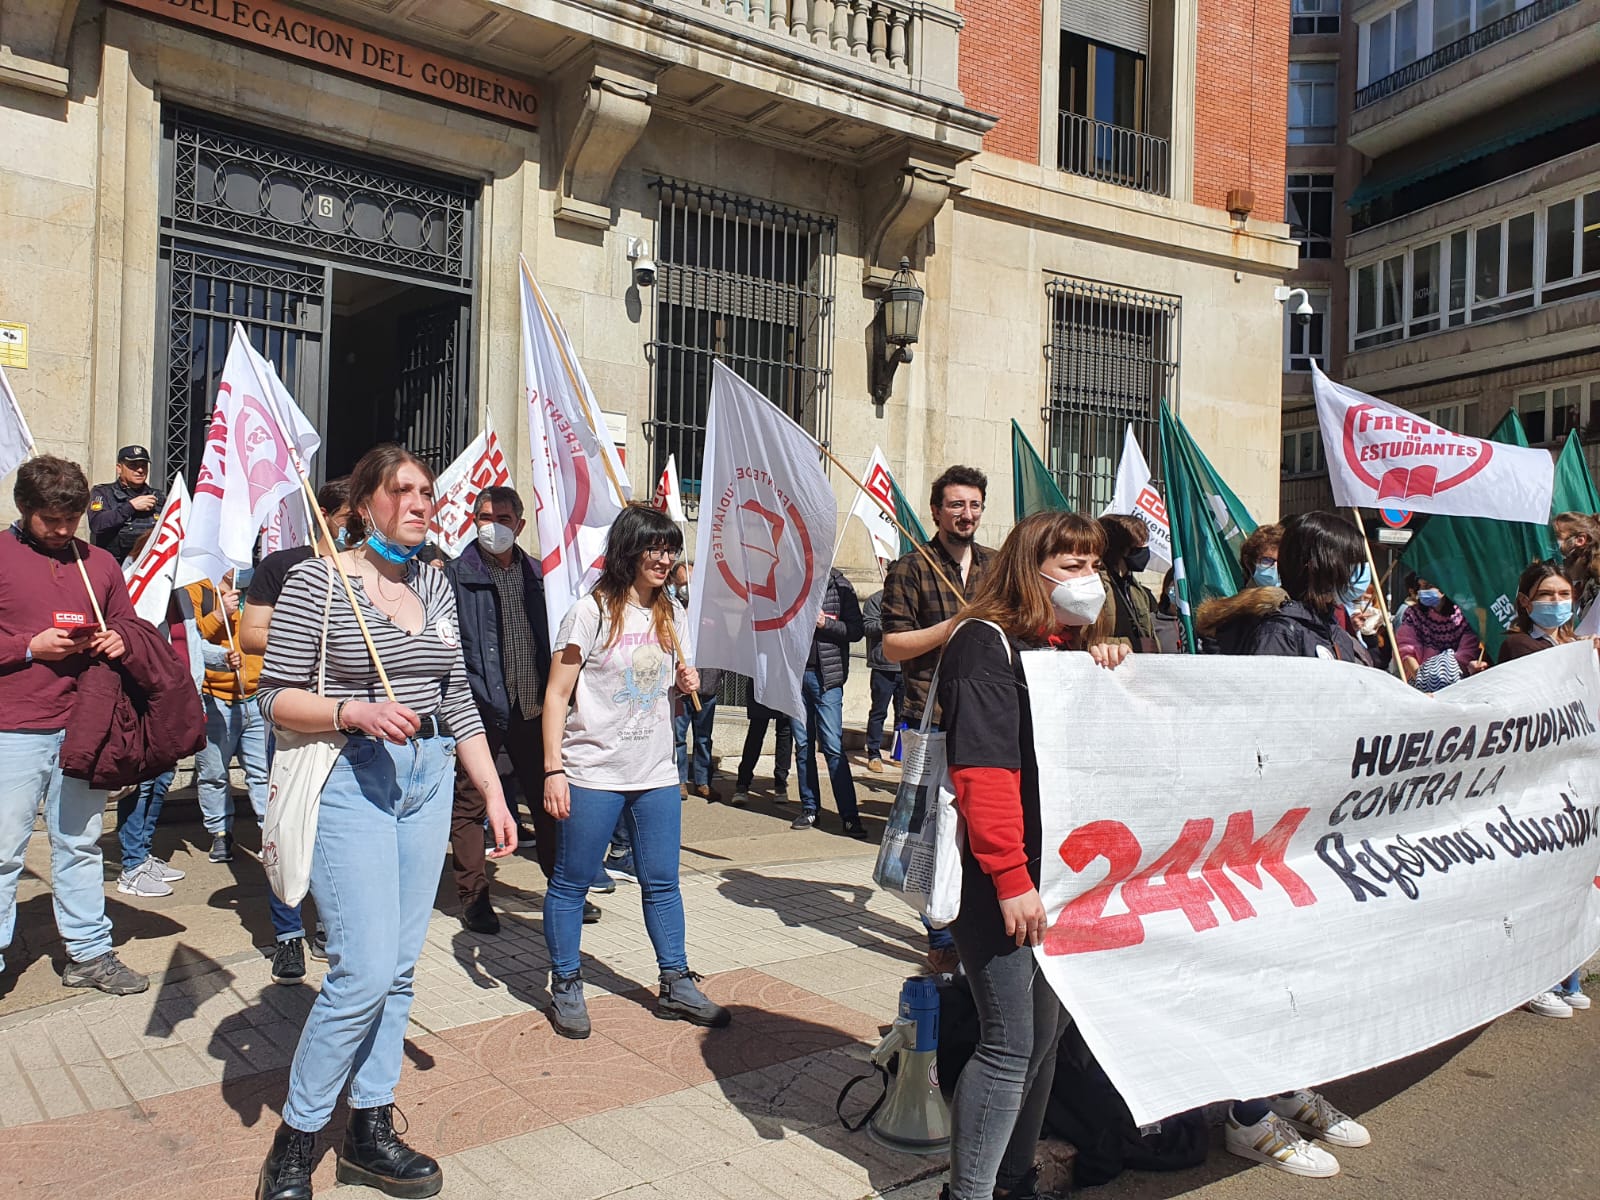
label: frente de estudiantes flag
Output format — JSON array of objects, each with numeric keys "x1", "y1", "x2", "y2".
[{"x1": 1313, "y1": 364, "x2": 1554, "y2": 522}]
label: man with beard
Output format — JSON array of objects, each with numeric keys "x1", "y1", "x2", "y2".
[{"x1": 881, "y1": 464, "x2": 994, "y2": 974}]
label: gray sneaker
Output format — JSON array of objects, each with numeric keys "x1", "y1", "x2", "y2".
[
  {"x1": 117, "y1": 860, "x2": 173, "y2": 897},
  {"x1": 62, "y1": 951, "x2": 148, "y2": 995},
  {"x1": 145, "y1": 855, "x2": 185, "y2": 883},
  {"x1": 657, "y1": 969, "x2": 731, "y2": 1028},
  {"x1": 549, "y1": 973, "x2": 591, "y2": 1040},
  {"x1": 730, "y1": 790, "x2": 750, "y2": 808}
]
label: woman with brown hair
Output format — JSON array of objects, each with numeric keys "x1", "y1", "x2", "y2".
[
  {"x1": 1553, "y1": 511, "x2": 1600, "y2": 628},
  {"x1": 936, "y1": 511, "x2": 1127, "y2": 1200},
  {"x1": 1097, "y1": 513, "x2": 1160, "y2": 652},
  {"x1": 254, "y1": 444, "x2": 517, "y2": 1200}
]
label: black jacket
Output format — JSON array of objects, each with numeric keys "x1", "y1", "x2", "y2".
[
  {"x1": 807, "y1": 569, "x2": 865, "y2": 691},
  {"x1": 444, "y1": 542, "x2": 551, "y2": 730},
  {"x1": 862, "y1": 589, "x2": 898, "y2": 674},
  {"x1": 89, "y1": 481, "x2": 164, "y2": 561},
  {"x1": 1195, "y1": 586, "x2": 1289, "y2": 656},
  {"x1": 1245, "y1": 599, "x2": 1372, "y2": 663}
]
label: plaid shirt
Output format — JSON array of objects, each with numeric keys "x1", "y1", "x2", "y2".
[
  {"x1": 485, "y1": 551, "x2": 545, "y2": 716},
  {"x1": 881, "y1": 537, "x2": 996, "y2": 725}
]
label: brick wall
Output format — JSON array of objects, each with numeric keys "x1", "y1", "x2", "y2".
[
  {"x1": 955, "y1": 0, "x2": 1042, "y2": 163},
  {"x1": 1194, "y1": 0, "x2": 1290, "y2": 221}
]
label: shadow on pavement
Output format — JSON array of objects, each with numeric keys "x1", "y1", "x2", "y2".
[{"x1": 716, "y1": 867, "x2": 924, "y2": 966}]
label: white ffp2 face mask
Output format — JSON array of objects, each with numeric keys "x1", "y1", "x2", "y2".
[
  {"x1": 1041, "y1": 571, "x2": 1105, "y2": 627},
  {"x1": 477, "y1": 522, "x2": 515, "y2": 555}
]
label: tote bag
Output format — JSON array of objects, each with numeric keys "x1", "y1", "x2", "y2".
[
  {"x1": 873, "y1": 619, "x2": 1011, "y2": 928},
  {"x1": 262, "y1": 562, "x2": 345, "y2": 907}
]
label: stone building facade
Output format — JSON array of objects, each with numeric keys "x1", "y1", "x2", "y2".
[{"x1": 0, "y1": 0, "x2": 1296, "y2": 559}]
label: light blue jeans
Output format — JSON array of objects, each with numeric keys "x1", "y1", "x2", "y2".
[
  {"x1": 0, "y1": 730, "x2": 113, "y2": 973},
  {"x1": 545, "y1": 784, "x2": 686, "y2": 980},
  {"x1": 197, "y1": 694, "x2": 269, "y2": 834},
  {"x1": 281, "y1": 734, "x2": 454, "y2": 1132}
]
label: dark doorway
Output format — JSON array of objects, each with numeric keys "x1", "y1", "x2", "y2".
[{"x1": 325, "y1": 272, "x2": 469, "y2": 477}]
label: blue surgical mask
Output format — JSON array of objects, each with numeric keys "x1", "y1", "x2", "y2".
[
  {"x1": 1530, "y1": 600, "x2": 1573, "y2": 630},
  {"x1": 1252, "y1": 562, "x2": 1280, "y2": 589},
  {"x1": 334, "y1": 527, "x2": 352, "y2": 550},
  {"x1": 365, "y1": 526, "x2": 424, "y2": 565},
  {"x1": 1418, "y1": 588, "x2": 1443, "y2": 609},
  {"x1": 1340, "y1": 564, "x2": 1372, "y2": 613}
]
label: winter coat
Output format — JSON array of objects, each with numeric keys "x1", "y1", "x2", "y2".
[
  {"x1": 1106, "y1": 569, "x2": 1160, "y2": 653},
  {"x1": 445, "y1": 542, "x2": 552, "y2": 731},
  {"x1": 60, "y1": 614, "x2": 207, "y2": 788},
  {"x1": 1240, "y1": 597, "x2": 1372, "y2": 663},
  {"x1": 863, "y1": 589, "x2": 898, "y2": 673},
  {"x1": 1195, "y1": 586, "x2": 1290, "y2": 656},
  {"x1": 807, "y1": 568, "x2": 865, "y2": 692}
]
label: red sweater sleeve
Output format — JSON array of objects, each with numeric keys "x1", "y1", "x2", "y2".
[{"x1": 950, "y1": 765, "x2": 1032, "y2": 900}]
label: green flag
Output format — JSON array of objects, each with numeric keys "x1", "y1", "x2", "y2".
[
  {"x1": 890, "y1": 475, "x2": 928, "y2": 557},
  {"x1": 1011, "y1": 420, "x2": 1072, "y2": 522},
  {"x1": 1399, "y1": 412, "x2": 1572, "y2": 661},
  {"x1": 1158, "y1": 402, "x2": 1258, "y2": 653}
]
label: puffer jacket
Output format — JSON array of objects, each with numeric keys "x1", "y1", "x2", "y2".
[
  {"x1": 60, "y1": 614, "x2": 207, "y2": 787},
  {"x1": 1195, "y1": 586, "x2": 1289, "y2": 656},
  {"x1": 806, "y1": 568, "x2": 865, "y2": 691}
]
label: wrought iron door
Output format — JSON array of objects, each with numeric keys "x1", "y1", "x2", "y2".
[{"x1": 394, "y1": 300, "x2": 469, "y2": 473}]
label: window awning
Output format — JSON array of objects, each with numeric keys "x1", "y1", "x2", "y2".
[{"x1": 1347, "y1": 90, "x2": 1600, "y2": 210}]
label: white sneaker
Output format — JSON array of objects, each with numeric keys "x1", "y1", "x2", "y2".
[
  {"x1": 1269, "y1": 1090, "x2": 1371, "y2": 1148},
  {"x1": 1225, "y1": 1112, "x2": 1340, "y2": 1178},
  {"x1": 1527, "y1": 991, "x2": 1575, "y2": 1019},
  {"x1": 117, "y1": 861, "x2": 173, "y2": 897},
  {"x1": 145, "y1": 856, "x2": 185, "y2": 883},
  {"x1": 1559, "y1": 987, "x2": 1591, "y2": 1010}
]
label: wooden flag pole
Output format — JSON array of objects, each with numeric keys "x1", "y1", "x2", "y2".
[
  {"x1": 1351, "y1": 507, "x2": 1406, "y2": 681},
  {"x1": 237, "y1": 329, "x2": 398, "y2": 703},
  {"x1": 70, "y1": 544, "x2": 108, "y2": 632},
  {"x1": 663, "y1": 619, "x2": 702, "y2": 714}
]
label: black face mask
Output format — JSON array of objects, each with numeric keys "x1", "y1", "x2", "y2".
[{"x1": 1124, "y1": 546, "x2": 1152, "y2": 574}]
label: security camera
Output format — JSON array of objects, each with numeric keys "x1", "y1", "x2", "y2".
[
  {"x1": 627, "y1": 236, "x2": 657, "y2": 288},
  {"x1": 1275, "y1": 285, "x2": 1315, "y2": 326}
]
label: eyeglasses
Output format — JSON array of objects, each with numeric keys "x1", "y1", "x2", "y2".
[
  {"x1": 1257, "y1": 556, "x2": 1277, "y2": 568},
  {"x1": 941, "y1": 501, "x2": 984, "y2": 513},
  {"x1": 122, "y1": 462, "x2": 150, "y2": 472},
  {"x1": 640, "y1": 546, "x2": 677, "y2": 561}
]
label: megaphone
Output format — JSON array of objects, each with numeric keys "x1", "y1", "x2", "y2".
[{"x1": 867, "y1": 976, "x2": 951, "y2": 1155}]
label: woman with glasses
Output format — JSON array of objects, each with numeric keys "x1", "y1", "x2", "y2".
[{"x1": 540, "y1": 504, "x2": 731, "y2": 1039}]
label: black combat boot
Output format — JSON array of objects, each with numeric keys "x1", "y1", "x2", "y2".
[
  {"x1": 336, "y1": 1104, "x2": 442, "y2": 1198},
  {"x1": 256, "y1": 1122, "x2": 315, "y2": 1200}
]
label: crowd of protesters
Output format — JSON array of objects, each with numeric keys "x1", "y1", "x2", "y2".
[{"x1": 0, "y1": 444, "x2": 1593, "y2": 1200}]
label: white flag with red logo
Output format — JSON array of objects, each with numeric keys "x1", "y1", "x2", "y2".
[
  {"x1": 1312, "y1": 365, "x2": 1553, "y2": 521},
  {"x1": 521, "y1": 258, "x2": 631, "y2": 647},
  {"x1": 0, "y1": 363, "x2": 35, "y2": 482},
  {"x1": 124, "y1": 476, "x2": 206, "y2": 624},
  {"x1": 1103, "y1": 425, "x2": 1173, "y2": 573},
  {"x1": 652, "y1": 454, "x2": 686, "y2": 523},
  {"x1": 431, "y1": 423, "x2": 512, "y2": 557},
  {"x1": 847, "y1": 445, "x2": 902, "y2": 562},
  {"x1": 687, "y1": 362, "x2": 837, "y2": 722},
  {"x1": 183, "y1": 324, "x2": 322, "y2": 583},
  {"x1": 261, "y1": 493, "x2": 313, "y2": 557}
]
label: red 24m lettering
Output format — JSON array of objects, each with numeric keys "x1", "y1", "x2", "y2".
[{"x1": 1044, "y1": 808, "x2": 1316, "y2": 956}]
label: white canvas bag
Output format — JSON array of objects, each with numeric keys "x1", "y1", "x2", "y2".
[{"x1": 262, "y1": 561, "x2": 345, "y2": 907}]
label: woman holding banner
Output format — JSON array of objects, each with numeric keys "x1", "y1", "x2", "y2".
[
  {"x1": 1396, "y1": 578, "x2": 1483, "y2": 680},
  {"x1": 254, "y1": 444, "x2": 518, "y2": 1200},
  {"x1": 934, "y1": 511, "x2": 1127, "y2": 1200},
  {"x1": 1496, "y1": 561, "x2": 1593, "y2": 1017},
  {"x1": 540, "y1": 504, "x2": 730, "y2": 1040},
  {"x1": 1222, "y1": 511, "x2": 1375, "y2": 1177}
]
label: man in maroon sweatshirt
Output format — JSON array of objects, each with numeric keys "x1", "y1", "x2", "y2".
[{"x1": 0, "y1": 455, "x2": 147, "y2": 996}]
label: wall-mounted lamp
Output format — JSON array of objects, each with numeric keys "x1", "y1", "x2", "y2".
[{"x1": 871, "y1": 256, "x2": 925, "y2": 404}]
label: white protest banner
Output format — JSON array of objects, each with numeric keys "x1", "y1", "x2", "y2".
[
  {"x1": 1312, "y1": 364, "x2": 1554, "y2": 521},
  {"x1": 687, "y1": 361, "x2": 837, "y2": 722},
  {"x1": 847, "y1": 445, "x2": 900, "y2": 562},
  {"x1": 1023, "y1": 643, "x2": 1600, "y2": 1125},
  {"x1": 652, "y1": 454, "x2": 686, "y2": 523},
  {"x1": 183, "y1": 325, "x2": 321, "y2": 583},
  {"x1": 0, "y1": 363, "x2": 35, "y2": 481},
  {"x1": 521, "y1": 257, "x2": 631, "y2": 647},
  {"x1": 261, "y1": 493, "x2": 312, "y2": 557},
  {"x1": 1102, "y1": 425, "x2": 1172, "y2": 572},
  {"x1": 431, "y1": 424, "x2": 512, "y2": 556},
  {"x1": 124, "y1": 477, "x2": 205, "y2": 624}
]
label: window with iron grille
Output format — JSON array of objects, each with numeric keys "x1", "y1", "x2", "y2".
[
  {"x1": 646, "y1": 178, "x2": 837, "y2": 521},
  {"x1": 1044, "y1": 277, "x2": 1180, "y2": 513}
]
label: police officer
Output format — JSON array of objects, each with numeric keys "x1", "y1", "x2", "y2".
[{"x1": 89, "y1": 445, "x2": 164, "y2": 562}]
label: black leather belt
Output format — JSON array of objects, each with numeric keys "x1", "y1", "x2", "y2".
[{"x1": 412, "y1": 713, "x2": 447, "y2": 739}]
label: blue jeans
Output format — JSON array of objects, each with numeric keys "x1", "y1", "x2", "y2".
[
  {"x1": 118, "y1": 770, "x2": 174, "y2": 871},
  {"x1": 204, "y1": 696, "x2": 302, "y2": 941},
  {"x1": 0, "y1": 730, "x2": 113, "y2": 972},
  {"x1": 865, "y1": 669, "x2": 903, "y2": 757},
  {"x1": 792, "y1": 670, "x2": 860, "y2": 823},
  {"x1": 197, "y1": 695, "x2": 269, "y2": 833},
  {"x1": 675, "y1": 697, "x2": 718, "y2": 787},
  {"x1": 281, "y1": 734, "x2": 454, "y2": 1132},
  {"x1": 545, "y1": 784, "x2": 686, "y2": 980}
]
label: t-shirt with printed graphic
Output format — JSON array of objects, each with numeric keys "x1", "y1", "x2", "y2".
[{"x1": 556, "y1": 595, "x2": 686, "y2": 791}]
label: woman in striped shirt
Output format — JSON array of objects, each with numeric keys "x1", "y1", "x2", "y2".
[{"x1": 254, "y1": 444, "x2": 516, "y2": 1200}]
